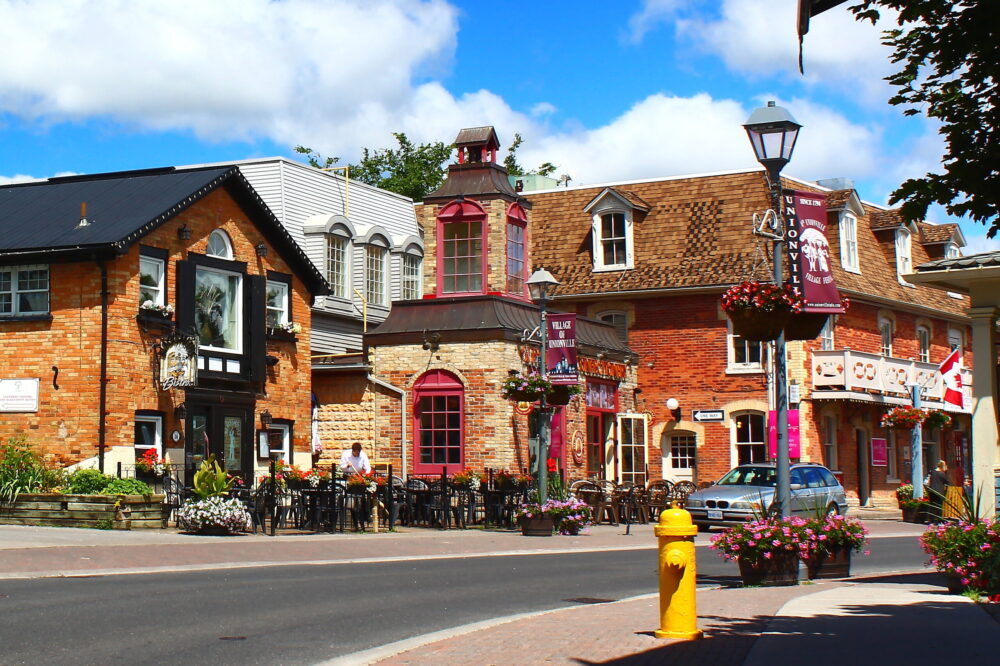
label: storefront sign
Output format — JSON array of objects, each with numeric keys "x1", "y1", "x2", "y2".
[
  {"x1": 783, "y1": 190, "x2": 845, "y2": 314},
  {"x1": 546, "y1": 313, "x2": 578, "y2": 385},
  {"x1": 871, "y1": 438, "x2": 888, "y2": 467},
  {"x1": 159, "y1": 333, "x2": 198, "y2": 390},
  {"x1": 767, "y1": 409, "x2": 800, "y2": 458},
  {"x1": 0, "y1": 378, "x2": 39, "y2": 412}
]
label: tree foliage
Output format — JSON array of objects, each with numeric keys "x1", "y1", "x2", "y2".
[
  {"x1": 347, "y1": 133, "x2": 452, "y2": 202},
  {"x1": 504, "y1": 132, "x2": 560, "y2": 179},
  {"x1": 293, "y1": 145, "x2": 339, "y2": 170},
  {"x1": 849, "y1": 1, "x2": 999, "y2": 235}
]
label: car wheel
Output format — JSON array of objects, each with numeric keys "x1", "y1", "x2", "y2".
[{"x1": 825, "y1": 503, "x2": 840, "y2": 517}]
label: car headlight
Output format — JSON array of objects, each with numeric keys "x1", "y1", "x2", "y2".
[
  {"x1": 685, "y1": 498, "x2": 704, "y2": 507},
  {"x1": 729, "y1": 501, "x2": 752, "y2": 510}
]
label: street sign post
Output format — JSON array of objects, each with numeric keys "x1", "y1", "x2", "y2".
[{"x1": 691, "y1": 410, "x2": 725, "y2": 423}]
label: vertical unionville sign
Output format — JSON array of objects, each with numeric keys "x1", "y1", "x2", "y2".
[{"x1": 783, "y1": 190, "x2": 846, "y2": 314}]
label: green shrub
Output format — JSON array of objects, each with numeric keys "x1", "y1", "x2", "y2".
[
  {"x1": 0, "y1": 436, "x2": 48, "y2": 505},
  {"x1": 101, "y1": 477, "x2": 152, "y2": 496},
  {"x1": 191, "y1": 455, "x2": 233, "y2": 500},
  {"x1": 66, "y1": 468, "x2": 112, "y2": 495}
]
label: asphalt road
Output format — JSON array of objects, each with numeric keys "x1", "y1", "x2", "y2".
[{"x1": 0, "y1": 535, "x2": 928, "y2": 666}]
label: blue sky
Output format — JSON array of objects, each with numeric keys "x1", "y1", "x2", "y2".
[{"x1": 1, "y1": 0, "x2": 994, "y2": 252}]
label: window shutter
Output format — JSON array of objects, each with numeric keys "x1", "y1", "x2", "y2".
[
  {"x1": 248, "y1": 274, "x2": 266, "y2": 382},
  {"x1": 175, "y1": 260, "x2": 195, "y2": 336}
]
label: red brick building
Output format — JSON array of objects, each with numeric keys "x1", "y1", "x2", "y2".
[
  {"x1": 523, "y1": 170, "x2": 972, "y2": 507},
  {"x1": 0, "y1": 167, "x2": 328, "y2": 481}
]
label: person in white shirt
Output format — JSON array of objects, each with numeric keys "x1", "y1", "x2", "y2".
[{"x1": 340, "y1": 442, "x2": 371, "y2": 475}]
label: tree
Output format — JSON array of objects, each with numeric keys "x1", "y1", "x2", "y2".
[
  {"x1": 503, "y1": 132, "x2": 562, "y2": 181},
  {"x1": 292, "y1": 145, "x2": 339, "y2": 170},
  {"x1": 849, "y1": 1, "x2": 999, "y2": 235},
  {"x1": 347, "y1": 133, "x2": 452, "y2": 201}
]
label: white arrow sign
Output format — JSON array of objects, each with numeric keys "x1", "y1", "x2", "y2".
[{"x1": 692, "y1": 410, "x2": 725, "y2": 423}]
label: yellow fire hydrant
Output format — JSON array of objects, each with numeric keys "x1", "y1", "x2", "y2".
[{"x1": 654, "y1": 504, "x2": 703, "y2": 640}]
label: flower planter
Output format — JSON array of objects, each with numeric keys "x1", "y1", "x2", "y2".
[
  {"x1": 507, "y1": 389, "x2": 542, "y2": 403},
  {"x1": 546, "y1": 385, "x2": 575, "y2": 406},
  {"x1": 737, "y1": 553, "x2": 800, "y2": 586},
  {"x1": 266, "y1": 328, "x2": 297, "y2": 342},
  {"x1": 136, "y1": 311, "x2": 173, "y2": 330},
  {"x1": 519, "y1": 515, "x2": 554, "y2": 536},
  {"x1": 784, "y1": 313, "x2": 829, "y2": 341},
  {"x1": 901, "y1": 505, "x2": 929, "y2": 523},
  {"x1": 806, "y1": 548, "x2": 852, "y2": 580},
  {"x1": 727, "y1": 309, "x2": 790, "y2": 342}
]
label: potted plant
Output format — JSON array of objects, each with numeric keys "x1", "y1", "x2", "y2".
[
  {"x1": 346, "y1": 471, "x2": 384, "y2": 494},
  {"x1": 900, "y1": 493, "x2": 932, "y2": 523},
  {"x1": 709, "y1": 516, "x2": 808, "y2": 586},
  {"x1": 268, "y1": 321, "x2": 302, "y2": 340},
  {"x1": 176, "y1": 455, "x2": 251, "y2": 535},
  {"x1": 544, "y1": 497, "x2": 594, "y2": 535},
  {"x1": 451, "y1": 470, "x2": 482, "y2": 491},
  {"x1": 720, "y1": 281, "x2": 803, "y2": 341},
  {"x1": 925, "y1": 409, "x2": 953, "y2": 430},
  {"x1": 547, "y1": 383, "x2": 582, "y2": 406},
  {"x1": 921, "y1": 518, "x2": 1000, "y2": 596},
  {"x1": 134, "y1": 448, "x2": 167, "y2": 481},
  {"x1": 500, "y1": 370, "x2": 552, "y2": 402},
  {"x1": 515, "y1": 500, "x2": 555, "y2": 536},
  {"x1": 880, "y1": 406, "x2": 927, "y2": 430},
  {"x1": 802, "y1": 514, "x2": 869, "y2": 579}
]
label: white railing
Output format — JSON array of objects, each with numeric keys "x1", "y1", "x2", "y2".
[{"x1": 812, "y1": 349, "x2": 973, "y2": 406}]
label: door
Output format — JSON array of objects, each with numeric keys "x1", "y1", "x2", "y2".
[
  {"x1": 185, "y1": 403, "x2": 252, "y2": 484},
  {"x1": 663, "y1": 432, "x2": 696, "y2": 483}
]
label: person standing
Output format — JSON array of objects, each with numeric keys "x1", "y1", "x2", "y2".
[
  {"x1": 339, "y1": 442, "x2": 371, "y2": 475},
  {"x1": 927, "y1": 460, "x2": 949, "y2": 522}
]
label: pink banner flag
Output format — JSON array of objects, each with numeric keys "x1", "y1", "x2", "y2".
[
  {"x1": 939, "y1": 348, "x2": 964, "y2": 409},
  {"x1": 768, "y1": 409, "x2": 800, "y2": 459}
]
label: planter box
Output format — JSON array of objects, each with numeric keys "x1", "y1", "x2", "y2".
[
  {"x1": 0, "y1": 493, "x2": 165, "y2": 529},
  {"x1": 519, "y1": 515, "x2": 554, "y2": 536},
  {"x1": 806, "y1": 548, "x2": 852, "y2": 580},
  {"x1": 738, "y1": 554, "x2": 800, "y2": 586}
]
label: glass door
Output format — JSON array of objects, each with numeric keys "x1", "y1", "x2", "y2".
[{"x1": 184, "y1": 403, "x2": 251, "y2": 484}]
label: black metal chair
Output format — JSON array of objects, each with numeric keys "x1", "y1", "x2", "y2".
[{"x1": 161, "y1": 476, "x2": 187, "y2": 527}]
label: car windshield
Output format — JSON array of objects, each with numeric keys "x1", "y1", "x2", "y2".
[{"x1": 717, "y1": 466, "x2": 776, "y2": 487}]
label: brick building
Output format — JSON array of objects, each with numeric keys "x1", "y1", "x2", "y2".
[
  {"x1": 326, "y1": 127, "x2": 641, "y2": 481},
  {"x1": 523, "y1": 169, "x2": 972, "y2": 507},
  {"x1": 0, "y1": 167, "x2": 328, "y2": 481}
]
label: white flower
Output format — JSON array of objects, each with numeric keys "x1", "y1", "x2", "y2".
[{"x1": 279, "y1": 321, "x2": 302, "y2": 334}]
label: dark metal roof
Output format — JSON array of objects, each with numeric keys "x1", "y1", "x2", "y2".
[
  {"x1": 365, "y1": 294, "x2": 633, "y2": 359},
  {"x1": 422, "y1": 162, "x2": 523, "y2": 204},
  {"x1": 915, "y1": 251, "x2": 1000, "y2": 272},
  {"x1": 454, "y1": 126, "x2": 499, "y2": 148},
  {"x1": 0, "y1": 166, "x2": 329, "y2": 295}
]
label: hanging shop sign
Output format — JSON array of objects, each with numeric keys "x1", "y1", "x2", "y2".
[
  {"x1": 783, "y1": 190, "x2": 845, "y2": 314},
  {"x1": 0, "y1": 378, "x2": 39, "y2": 412},
  {"x1": 871, "y1": 438, "x2": 888, "y2": 467},
  {"x1": 546, "y1": 313, "x2": 578, "y2": 385},
  {"x1": 159, "y1": 332, "x2": 198, "y2": 390}
]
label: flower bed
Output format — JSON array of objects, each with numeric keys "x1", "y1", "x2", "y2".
[
  {"x1": 0, "y1": 493, "x2": 164, "y2": 529},
  {"x1": 921, "y1": 519, "x2": 1000, "y2": 595}
]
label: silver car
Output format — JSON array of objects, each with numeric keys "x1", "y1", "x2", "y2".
[{"x1": 684, "y1": 462, "x2": 848, "y2": 530}]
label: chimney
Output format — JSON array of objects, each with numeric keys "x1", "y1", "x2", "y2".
[{"x1": 76, "y1": 202, "x2": 91, "y2": 228}]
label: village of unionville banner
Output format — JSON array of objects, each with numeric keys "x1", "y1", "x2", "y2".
[
  {"x1": 783, "y1": 190, "x2": 846, "y2": 314},
  {"x1": 546, "y1": 313, "x2": 579, "y2": 385}
]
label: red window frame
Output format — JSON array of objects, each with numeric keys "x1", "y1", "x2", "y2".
[
  {"x1": 412, "y1": 369, "x2": 465, "y2": 473},
  {"x1": 585, "y1": 380, "x2": 618, "y2": 479},
  {"x1": 505, "y1": 203, "x2": 528, "y2": 297},
  {"x1": 436, "y1": 199, "x2": 487, "y2": 295}
]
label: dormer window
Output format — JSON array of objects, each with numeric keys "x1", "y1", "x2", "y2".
[
  {"x1": 839, "y1": 212, "x2": 859, "y2": 272},
  {"x1": 207, "y1": 230, "x2": 233, "y2": 259},
  {"x1": 896, "y1": 227, "x2": 912, "y2": 283},
  {"x1": 584, "y1": 188, "x2": 643, "y2": 272},
  {"x1": 597, "y1": 212, "x2": 629, "y2": 269},
  {"x1": 365, "y1": 238, "x2": 389, "y2": 307},
  {"x1": 945, "y1": 242, "x2": 960, "y2": 259}
]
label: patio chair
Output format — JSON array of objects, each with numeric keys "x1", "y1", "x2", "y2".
[
  {"x1": 645, "y1": 479, "x2": 674, "y2": 520},
  {"x1": 672, "y1": 481, "x2": 698, "y2": 506},
  {"x1": 161, "y1": 476, "x2": 187, "y2": 527}
]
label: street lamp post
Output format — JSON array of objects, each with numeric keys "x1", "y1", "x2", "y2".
[
  {"x1": 527, "y1": 268, "x2": 560, "y2": 506},
  {"x1": 743, "y1": 101, "x2": 802, "y2": 518}
]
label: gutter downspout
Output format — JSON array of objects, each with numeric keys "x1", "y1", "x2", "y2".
[
  {"x1": 369, "y1": 376, "x2": 407, "y2": 479},
  {"x1": 97, "y1": 260, "x2": 109, "y2": 473}
]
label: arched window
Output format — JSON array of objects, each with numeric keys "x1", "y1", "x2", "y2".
[
  {"x1": 326, "y1": 228, "x2": 351, "y2": 299},
  {"x1": 206, "y1": 230, "x2": 233, "y2": 259},
  {"x1": 506, "y1": 203, "x2": 527, "y2": 295},
  {"x1": 878, "y1": 315, "x2": 894, "y2": 357},
  {"x1": 598, "y1": 311, "x2": 628, "y2": 344},
  {"x1": 916, "y1": 325, "x2": 931, "y2": 363},
  {"x1": 732, "y1": 412, "x2": 767, "y2": 466},
  {"x1": 437, "y1": 200, "x2": 486, "y2": 295},
  {"x1": 413, "y1": 370, "x2": 464, "y2": 473}
]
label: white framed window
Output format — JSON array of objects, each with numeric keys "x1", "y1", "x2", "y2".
[
  {"x1": 947, "y1": 327, "x2": 963, "y2": 352},
  {"x1": 266, "y1": 423, "x2": 291, "y2": 464},
  {"x1": 0, "y1": 264, "x2": 50, "y2": 316},
  {"x1": 732, "y1": 412, "x2": 767, "y2": 466},
  {"x1": 945, "y1": 242, "x2": 960, "y2": 259},
  {"x1": 820, "y1": 316, "x2": 835, "y2": 351},
  {"x1": 664, "y1": 432, "x2": 696, "y2": 483},
  {"x1": 139, "y1": 256, "x2": 165, "y2": 307},
  {"x1": 402, "y1": 252, "x2": 422, "y2": 301},
  {"x1": 134, "y1": 413, "x2": 163, "y2": 460},
  {"x1": 728, "y1": 324, "x2": 766, "y2": 373},
  {"x1": 365, "y1": 243, "x2": 387, "y2": 306},
  {"x1": 266, "y1": 280, "x2": 289, "y2": 328},
  {"x1": 839, "y1": 213, "x2": 859, "y2": 272},
  {"x1": 326, "y1": 233, "x2": 349, "y2": 299},
  {"x1": 206, "y1": 230, "x2": 234, "y2": 259},
  {"x1": 599, "y1": 311, "x2": 628, "y2": 344},
  {"x1": 822, "y1": 414, "x2": 838, "y2": 470},
  {"x1": 917, "y1": 326, "x2": 931, "y2": 363},
  {"x1": 879, "y1": 317, "x2": 893, "y2": 357},
  {"x1": 591, "y1": 210, "x2": 634, "y2": 271},
  {"x1": 195, "y1": 266, "x2": 242, "y2": 352},
  {"x1": 617, "y1": 413, "x2": 648, "y2": 486},
  {"x1": 895, "y1": 227, "x2": 913, "y2": 283}
]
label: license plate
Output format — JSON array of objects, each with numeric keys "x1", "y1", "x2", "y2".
[{"x1": 707, "y1": 510, "x2": 723, "y2": 520}]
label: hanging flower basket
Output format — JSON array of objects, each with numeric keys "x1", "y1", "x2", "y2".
[
  {"x1": 728, "y1": 309, "x2": 789, "y2": 341},
  {"x1": 721, "y1": 281, "x2": 804, "y2": 342},
  {"x1": 784, "y1": 313, "x2": 829, "y2": 341},
  {"x1": 925, "y1": 410, "x2": 952, "y2": 430},
  {"x1": 880, "y1": 406, "x2": 927, "y2": 430},
  {"x1": 501, "y1": 370, "x2": 552, "y2": 402},
  {"x1": 546, "y1": 384, "x2": 581, "y2": 406}
]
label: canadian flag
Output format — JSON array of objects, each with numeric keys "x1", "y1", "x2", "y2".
[{"x1": 939, "y1": 348, "x2": 964, "y2": 409}]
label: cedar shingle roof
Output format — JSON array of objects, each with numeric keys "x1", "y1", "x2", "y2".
[
  {"x1": 522, "y1": 170, "x2": 968, "y2": 317},
  {"x1": 825, "y1": 189, "x2": 852, "y2": 208},
  {"x1": 920, "y1": 222, "x2": 959, "y2": 244},
  {"x1": 870, "y1": 208, "x2": 904, "y2": 229}
]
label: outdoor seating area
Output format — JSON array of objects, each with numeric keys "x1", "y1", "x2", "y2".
[{"x1": 116, "y1": 463, "x2": 699, "y2": 534}]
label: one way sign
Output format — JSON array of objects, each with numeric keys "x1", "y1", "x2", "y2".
[{"x1": 692, "y1": 410, "x2": 725, "y2": 423}]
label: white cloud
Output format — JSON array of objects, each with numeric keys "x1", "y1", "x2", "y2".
[
  {"x1": 0, "y1": 0, "x2": 460, "y2": 153},
  {"x1": 0, "y1": 174, "x2": 39, "y2": 184},
  {"x1": 530, "y1": 102, "x2": 557, "y2": 118},
  {"x1": 625, "y1": 0, "x2": 684, "y2": 44}
]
